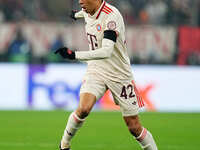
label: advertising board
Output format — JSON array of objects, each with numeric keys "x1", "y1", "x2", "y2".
[{"x1": 0, "y1": 64, "x2": 199, "y2": 112}]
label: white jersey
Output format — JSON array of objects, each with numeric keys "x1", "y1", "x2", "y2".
[{"x1": 75, "y1": 1, "x2": 133, "y2": 82}]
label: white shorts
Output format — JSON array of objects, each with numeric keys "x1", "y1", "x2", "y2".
[{"x1": 80, "y1": 73, "x2": 144, "y2": 116}]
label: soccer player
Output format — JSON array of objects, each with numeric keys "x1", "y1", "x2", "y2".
[{"x1": 55, "y1": 0, "x2": 158, "y2": 150}]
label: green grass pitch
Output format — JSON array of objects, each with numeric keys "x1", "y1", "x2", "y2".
[{"x1": 0, "y1": 111, "x2": 199, "y2": 150}]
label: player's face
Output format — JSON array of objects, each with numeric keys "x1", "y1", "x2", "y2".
[{"x1": 79, "y1": 0, "x2": 101, "y2": 15}]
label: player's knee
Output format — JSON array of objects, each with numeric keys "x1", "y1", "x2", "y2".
[
  {"x1": 128, "y1": 123, "x2": 142, "y2": 137},
  {"x1": 80, "y1": 109, "x2": 90, "y2": 118},
  {"x1": 76, "y1": 107, "x2": 91, "y2": 119},
  {"x1": 125, "y1": 116, "x2": 143, "y2": 137}
]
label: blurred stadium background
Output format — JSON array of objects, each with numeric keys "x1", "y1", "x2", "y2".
[{"x1": 0, "y1": 0, "x2": 200, "y2": 150}]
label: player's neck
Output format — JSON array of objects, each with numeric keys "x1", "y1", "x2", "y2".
[{"x1": 90, "y1": 0, "x2": 103, "y2": 16}]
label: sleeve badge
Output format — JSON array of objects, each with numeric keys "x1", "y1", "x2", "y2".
[{"x1": 107, "y1": 21, "x2": 116, "y2": 30}]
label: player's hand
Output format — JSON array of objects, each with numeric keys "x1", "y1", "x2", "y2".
[
  {"x1": 54, "y1": 47, "x2": 76, "y2": 60},
  {"x1": 70, "y1": 10, "x2": 77, "y2": 20}
]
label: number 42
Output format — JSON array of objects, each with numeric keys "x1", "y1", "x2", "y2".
[{"x1": 120, "y1": 84, "x2": 135, "y2": 99}]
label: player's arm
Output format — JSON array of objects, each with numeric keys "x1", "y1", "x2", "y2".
[
  {"x1": 54, "y1": 30, "x2": 117, "y2": 60},
  {"x1": 76, "y1": 30, "x2": 117, "y2": 61},
  {"x1": 55, "y1": 13, "x2": 120, "y2": 60},
  {"x1": 75, "y1": 13, "x2": 122, "y2": 61}
]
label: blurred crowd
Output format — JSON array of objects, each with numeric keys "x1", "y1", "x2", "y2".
[
  {"x1": 119, "y1": 0, "x2": 198, "y2": 26},
  {"x1": 0, "y1": 0, "x2": 72, "y2": 22},
  {"x1": 0, "y1": 0, "x2": 199, "y2": 26},
  {"x1": 0, "y1": 0, "x2": 200, "y2": 65}
]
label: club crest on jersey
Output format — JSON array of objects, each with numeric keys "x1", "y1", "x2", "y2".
[
  {"x1": 107, "y1": 21, "x2": 116, "y2": 30},
  {"x1": 96, "y1": 24, "x2": 102, "y2": 32}
]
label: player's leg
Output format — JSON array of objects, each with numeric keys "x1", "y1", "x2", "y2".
[
  {"x1": 106, "y1": 79, "x2": 158, "y2": 150},
  {"x1": 60, "y1": 73, "x2": 106, "y2": 149},
  {"x1": 123, "y1": 115, "x2": 158, "y2": 150},
  {"x1": 60, "y1": 93, "x2": 96, "y2": 149}
]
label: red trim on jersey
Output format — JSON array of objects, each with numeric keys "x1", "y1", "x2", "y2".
[
  {"x1": 102, "y1": 9, "x2": 111, "y2": 14},
  {"x1": 103, "y1": 7, "x2": 112, "y2": 13},
  {"x1": 96, "y1": 1, "x2": 106, "y2": 19},
  {"x1": 102, "y1": 10, "x2": 109, "y2": 14},
  {"x1": 102, "y1": 5, "x2": 113, "y2": 15},
  {"x1": 104, "y1": 5, "x2": 113, "y2": 12},
  {"x1": 131, "y1": 80, "x2": 145, "y2": 108}
]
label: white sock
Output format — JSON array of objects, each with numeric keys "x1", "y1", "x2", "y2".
[
  {"x1": 61, "y1": 112, "x2": 85, "y2": 148},
  {"x1": 136, "y1": 128, "x2": 158, "y2": 150}
]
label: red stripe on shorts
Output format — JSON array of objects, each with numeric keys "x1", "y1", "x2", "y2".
[{"x1": 132, "y1": 80, "x2": 145, "y2": 108}]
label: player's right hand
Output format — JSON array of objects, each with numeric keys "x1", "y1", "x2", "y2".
[
  {"x1": 54, "y1": 47, "x2": 76, "y2": 60},
  {"x1": 70, "y1": 10, "x2": 77, "y2": 20}
]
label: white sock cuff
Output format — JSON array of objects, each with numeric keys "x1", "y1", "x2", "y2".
[
  {"x1": 136, "y1": 127, "x2": 147, "y2": 142},
  {"x1": 72, "y1": 112, "x2": 85, "y2": 123}
]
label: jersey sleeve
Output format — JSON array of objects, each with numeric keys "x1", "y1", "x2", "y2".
[
  {"x1": 104, "y1": 13, "x2": 121, "y2": 35},
  {"x1": 75, "y1": 38, "x2": 115, "y2": 61},
  {"x1": 75, "y1": 10, "x2": 85, "y2": 19}
]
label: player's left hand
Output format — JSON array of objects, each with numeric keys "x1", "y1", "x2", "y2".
[
  {"x1": 70, "y1": 10, "x2": 77, "y2": 20},
  {"x1": 54, "y1": 47, "x2": 76, "y2": 60}
]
